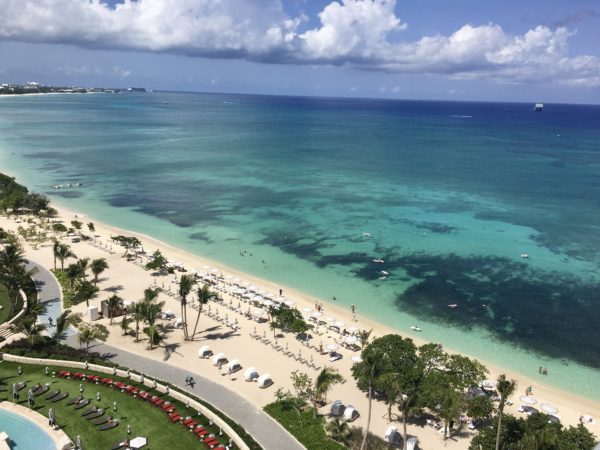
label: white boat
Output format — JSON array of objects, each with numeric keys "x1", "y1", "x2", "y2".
[
  {"x1": 520, "y1": 253, "x2": 529, "y2": 259},
  {"x1": 411, "y1": 326, "x2": 422, "y2": 332},
  {"x1": 448, "y1": 304, "x2": 458, "y2": 309},
  {"x1": 378, "y1": 276, "x2": 387, "y2": 280},
  {"x1": 372, "y1": 259, "x2": 384, "y2": 263},
  {"x1": 534, "y1": 103, "x2": 543, "y2": 112},
  {"x1": 380, "y1": 270, "x2": 389, "y2": 275},
  {"x1": 362, "y1": 232, "x2": 371, "y2": 237}
]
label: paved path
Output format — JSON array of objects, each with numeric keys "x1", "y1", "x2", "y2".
[
  {"x1": 65, "y1": 337, "x2": 305, "y2": 450},
  {"x1": 28, "y1": 258, "x2": 304, "y2": 450},
  {"x1": 26, "y1": 260, "x2": 70, "y2": 334}
]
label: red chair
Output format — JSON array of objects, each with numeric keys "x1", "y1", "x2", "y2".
[
  {"x1": 154, "y1": 399, "x2": 165, "y2": 407},
  {"x1": 138, "y1": 391, "x2": 149, "y2": 400},
  {"x1": 169, "y1": 413, "x2": 182, "y2": 422}
]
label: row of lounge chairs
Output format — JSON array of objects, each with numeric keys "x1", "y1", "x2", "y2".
[
  {"x1": 57, "y1": 369, "x2": 227, "y2": 448},
  {"x1": 249, "y1": 331, "x2": 320, "y2": 370}
]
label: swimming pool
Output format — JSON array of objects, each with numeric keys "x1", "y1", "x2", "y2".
[{"x1": 0, "y1": 408, "x2": 57, "y2": 450}]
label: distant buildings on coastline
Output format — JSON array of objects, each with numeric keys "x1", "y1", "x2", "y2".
[{"x1": 0, "y1": 81, "x2": 146, "y2": 95}]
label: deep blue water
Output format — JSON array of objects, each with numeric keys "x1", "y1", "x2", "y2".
[{"x1": 0, "y1": 92, "x2": 599, "y2": 396}]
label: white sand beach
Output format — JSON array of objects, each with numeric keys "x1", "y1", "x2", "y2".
[{"x1": 2, "y1": 203, "x2": 598, "y2": 450}]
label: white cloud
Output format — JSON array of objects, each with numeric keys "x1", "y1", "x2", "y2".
[{"x1": 0, "y1": 0, "x2": 599, "y2": 86}]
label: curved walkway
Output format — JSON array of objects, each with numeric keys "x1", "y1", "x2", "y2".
[{"x1": 31, "y1": 258, "x2": 304, "y2": 450}]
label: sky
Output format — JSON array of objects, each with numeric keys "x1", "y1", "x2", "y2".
[{"x1": 1, "y1": 0, "x2": 599, "y2": 103}]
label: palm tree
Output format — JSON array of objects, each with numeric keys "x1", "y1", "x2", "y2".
[
  {"x1": 380, "y1": 373, "x2": 402, "y2": 422},
  {"x1": 191, "y1": 283, "x2": 214, "y2": 340},
  {"x1": 0, "y1": 244, "x2": 36, "y2": 315},
  {"x1": 77, "y1": 325, "x2": 101, "y2": 358},
  {"x1": 17, "y1": 320, "x2": 47, "y2": 348},
  {"x1": 52, "y1": 310, "x2": 81, "y2": 348},
  {"x1": 144, "y1": 324, "x2": 163, "y2": 350},
  {"x1": 325, "y1": 418, "x2": 351, "y2": 446},
  {"x1": 90, "y1": 258, "x2": 108, "y2": 285},
  {"x1": 52, "y1": 239, "x2": 60, "y2": 269},
  {"x1": 439, "y1": 390, "x2": 462, "y2": 440},
  {"x1": 143, "y1": 287, "x2": 160, "y2": 302},
  {"x1": 178, "y1": 274, "x2": 195, "y2": 340},
  {"x1": 397, "y1": 391, "x2": 420, "y2": 450},
  {"x1": 357, "y1": 347, "x2": 386, "y2": 450},
  {"x1": 106, "y1": 294, "x2": 122, "y2": 325},
  {"x1": 55, "y1": 243, "x2": 75, "y2": 270},
  {"x1": 72, "y1": 280, "x2": 99, "y2": 307},
  {"x1": 314, "y1": 367, "x2": 345, "y2": 407},
  {"x1": 66, "y1": 263, "x2": 82, "y2": 288},
  {"x1": 25, "y1": 297, "x2": 46, "y2": 320},
  {"x1": 143, "y1": 300, "x2": 164, "y2": 327},
  {"x1": 495, "y1": 374, "x2": 516, "y2": 450},
  {"x1": 130, "y1": 302, "x2": 145, "y2": 342},
  {"x1": 358, "y1": 328, "x2": 373, "y2": 350},
  {"x1": 121, "y1": 315, "x2": 132, "y2": 336}
]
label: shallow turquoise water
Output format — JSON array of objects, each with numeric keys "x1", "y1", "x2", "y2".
[
  {"x1": 0, "y1": 93, "x2": 599, "y2": 399},
  {"x1": 0, "y1": 409, "x2": 56, "y2": 450}
]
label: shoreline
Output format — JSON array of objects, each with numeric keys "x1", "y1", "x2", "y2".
[
  {"x1": 52, "y1": 201, "x2": 600, "y2": 407},
  {"x1": 1, "y1": 197, "x2": 598, "y2": 449}
]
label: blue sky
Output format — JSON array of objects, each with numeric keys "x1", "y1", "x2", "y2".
[{"x1": 1, "y1": 0, "x2": 599, "y2": 103}]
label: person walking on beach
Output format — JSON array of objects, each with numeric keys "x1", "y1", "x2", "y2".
[{"x1": 351, "y1": 304, "x2": 357, "y2": 322}]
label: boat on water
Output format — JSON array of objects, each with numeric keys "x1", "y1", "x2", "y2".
[
  {"x1": 520, "y1": 253, "x2": 529, "y2": 259},
  {"x1": 534, "y1": 103, "x2": 543, "y2": 112},
  {"x1": 372, "y1": 259, "x2": 384, "y2": 263},
  {"x1": 362, "y1": 232, "x2": 371, "y2": 237},
  {"x1": 448, "y1": 304, "x2": 458, "y2": 309},
  {"x1": 378, "y1": 276, "x2": 387, "y2": 280},
  {"x1": 380, "y1": 270, "x2": 389, "y2": 275},
  {"x1": 410, "y1": 326, "x2": 422, "y2": 332}
]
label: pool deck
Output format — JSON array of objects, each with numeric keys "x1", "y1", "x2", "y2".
[{"x1": 0, "y1": 401, "x2": 72, "y2": 450}]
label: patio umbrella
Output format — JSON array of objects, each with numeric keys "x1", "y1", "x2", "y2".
[
  {"x1": 345, "y1": 335, "x2": 358, "y2": 345},
  {"x1": 12, "y1": 383, "x2": 17, "y2": 399},
  {"x1": 27, "y1": 389, "x2": 33, "y2": 405},
  {"x1": 334, "y1": 321, "x2": 346, "y2": 328},
  {"x1": 540, "y1": 403, "x2": 559, "y2": 414},
  {"x1": 347, "y1": 326, "x2": 358, "y2": 334},
  {"x1": 519, "y1": 396, "x2": 537, "y2": 405},
  {"x1": 481, "y1": 379, "x2": 496, "y2": 390},
  {"x1": 351, "y1": 355, "x2": 363, "y2": 363},
  {"x1": 547, "y1": 414, "x2": 561, "y2": 424},
  {"x1": 521, "y1": 406, "x2": 539, "y2": 415},
  {"x1": 49, "y1": 408, "x2": 55, "y2": 424},
  {"x1": 76, "y1": 435, "x2": 83, "y2": 450},
  {"x1": 129, "y1": 436, "x2": 148, "y2": 449},
  {"x1": 326, "y1": 344, "x2": 339, "y2": 352}
]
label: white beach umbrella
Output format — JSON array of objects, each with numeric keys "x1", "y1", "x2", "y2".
[
  {"x1": 284, "y1": 300, "x2": 295, "y2": 307},
  {"x1": 351, "y1": 355, "x2": 363, "y2": 363},
  {"x1": 311, "y1": 311, "x2": 323, "y2": 318},
  {"x1": 76, "y1": 435, "x2": 83, "y2": 450},
  {"x1": 481, "y1": 379, "x2": 496, "y2": 390},
  {"x1": 345, "y1": 335, "x2": 358, "y2": 345},
  {"x1": 334, "y1": 320, "x2": 346, "y2": 328},
  {"x1": 326, "y1": 344, "x2": 339, "y2": 352},
  {"x1": 303, "y1": 307, "x2": 312, "y2": 313},
  {"x1": 347, "y1": 326, "x2": 358, "y2": 334},
  {"x1": 326, "y1": 316, "x2": 336, "y2": 323},
  {"x1": 519, "y1": 396, "x2": 537, "y2": 405},
  {"x1": 129, "y1": 437, "x2": 148, "y2": 449},
  {"x1": 540, "y1": 403, "x2": 559, "y2": 414}
]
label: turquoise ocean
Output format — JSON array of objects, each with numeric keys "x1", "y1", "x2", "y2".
[{"x1": 0, "y1": 92, "x2": 598, "y2": 398}]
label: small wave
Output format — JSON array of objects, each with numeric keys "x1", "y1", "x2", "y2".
[{"x1": 450, "y1": 114, "x2": 473, "y2": 118}]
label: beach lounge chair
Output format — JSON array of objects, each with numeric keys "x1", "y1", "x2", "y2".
[
  {"x1": 33, "y1": 385, "x2": 50, "y2": 397},
  {"x1": 87, "y1": 375, "x2": 101, "y2": 383},
  {"x1": 82, "y1": 407, "x2": 98, "y2": 416},
  {"x1": 51, "y1": 392, "x2": 69, "y2": 402},
  {"x1": 45, "y1": 390, "x2": 61, "y2": 401},
  {"x1": 67, "y1": 396, "x2": 84, "y2": 406},
  {"x1": 169, "y1": 413, "x2": 182, "y2": 422},
  {"x1": 154, "y1": 398, "x2": 165, "y2": 407},
  {"x1": 101, "y1": 378, "x2": 113, "y2": 385},
  {"x1": 138, "y1": 391, "x2": 149, "y2": 400},
  {"x1": 74, "y1": 372, "x2": 85, "y2": 379},
  {"x1": 99, "y1": 421, "x2": 119, "y2": 431},
  {"x1": 93, "y1": 415, "x2": 113, "y2": 426},
  {"x1": 111, "y1": 440, "x2": 128, "y2": 450},
  {"x1": 86, "y1": 409, "x2": 105, "y2": 420},
  {"x1": 113, "y1": 381, "x2": 126, "y2": 389},
  {"x1": 74, "y1": 399, "x2": 91, "y2": 410},
  {"x1": 384, "y1": 425, "x2": 399, "y2": 443},
  {"x1": 15, "y1": 382, "x2": 27, "y2": 392},
  {"x1": 182, "y1": 418, "x2": 195, "y2": 426}
]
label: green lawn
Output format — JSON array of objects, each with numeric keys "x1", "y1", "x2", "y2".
[
  {"x1": 264, "y1": 401, "x2": 345, "y2": 450},
  {"x1": 0, "y1": 361, "x2": 229, "y2": 450}
]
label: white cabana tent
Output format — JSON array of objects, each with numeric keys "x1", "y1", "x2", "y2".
[
  {"x1": 244, "y1": 367, "x2": 258, "y2": 382},
  {"x1": 173, "y1": 318, "x2": 183, "y2": 328},
  {"x1": 257, "y1": 373, "x2": 273, "y2": 388},
  {"x1": 330, "y1": 400, "x2": 345, "y2": 417},
  {"x1": 211, "y1": 353, "x2": 227, "y2": 366},
  {"x1": 227, "y1": 360, "x2": 242, "y2": 373},
  {"x1": 198, "y1": 346, "x2": 212, "y2": 358},
  {"x1": 343, "y1": 405, "x2": 359, "y2": 422},
  {"x1": 384, "y1": 425, "x2": 399, "y2": 443}
]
